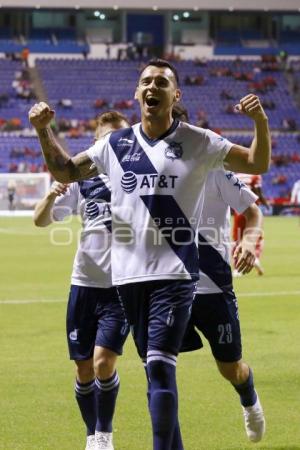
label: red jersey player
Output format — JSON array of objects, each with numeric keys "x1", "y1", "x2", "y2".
[{"x1": 233, "y1": 173, "x2": 268, "y2": 276}]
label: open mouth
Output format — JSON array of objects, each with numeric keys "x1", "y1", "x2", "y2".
[{"x1": 145, "y1": 97, "x2": 160, "y2": 107}]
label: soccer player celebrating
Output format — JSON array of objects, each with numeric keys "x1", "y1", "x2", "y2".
[
  {"x1": 29, "y1": 59, "x2": 271, "y2": 450},
  {"x1": 193, "y1": 172, "x2": 265, "y2": 442},
  {"x1": 33, "y1": 111, "x2": 130, "y2": 450},
  {"x1": 173, "y1": 103, "x2": 266, "y2": 443}
]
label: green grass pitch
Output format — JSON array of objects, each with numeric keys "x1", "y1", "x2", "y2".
[{"x1": 0, "y1": 216, "x2": 300, "y2": 450}]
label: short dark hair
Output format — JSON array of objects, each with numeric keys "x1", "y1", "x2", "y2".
[
  {"x1": 139, "y1": 58, "x2": 180, "y2": 86},
  {"x1": 172, "y1": 103, "x2": 189, "y2": 122},
  {"x1": 96, "y1": 111, "x2": 129, "y2": 127}
]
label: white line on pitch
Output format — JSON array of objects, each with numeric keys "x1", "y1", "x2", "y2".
[
  {"x1": 238, "y1": 290, "x2": 300, "y2": 297},
  {"x1": 1, "y1": 290, "x2": 300, "y2": 304},
  {"x1": 0, "y1": 299, "x2": 66, "y2": 304}
]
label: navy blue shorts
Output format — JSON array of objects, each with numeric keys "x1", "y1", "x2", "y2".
[
  {"x1": 117, "y1": 279, "x2": 195, "y2": 359},
  {"x1": 191, "y1": 291, "x2": 242, "y2": 362},
  {"x1": 66, "y1": 285, "x2": 129, "y2": 361}
]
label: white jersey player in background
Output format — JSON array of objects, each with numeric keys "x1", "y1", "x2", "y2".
[
  {"x1": 172, "y1": 104, "x2": 266, "y2": 443},
  {"x1": 192, "y1": 170, "x2": 265, "y2": 442},
  {"x1": 34, "y1": 111, "x2": 130, "y2": 450},
  {"x1": 29, "y1": 58, "x2": 271, "y2": 450}
]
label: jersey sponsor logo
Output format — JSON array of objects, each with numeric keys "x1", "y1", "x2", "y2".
[
  {"x1": 86, "y1": 201, "x2": 99, "y2": 219},
  {"x1": 121, "y1": 171, "x2": 138, "y2": 193},
  {"x1": 121, "y1": 172, "x2": 178, "y2": 193},
  {"x1": 165, "y1": 142, "x2": 183, "y2": 161},
  {"x1": 140, "y1": 174, "x2": 178, "y2": 189},
  {"x1": 121, "y1": 152, "x2": 141, "y2": 163},
  {"x1": 117, "y1": 137, "x2": 134, "y2": 147}
]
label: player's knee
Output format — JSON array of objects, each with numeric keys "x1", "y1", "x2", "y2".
[
  {"x1": 94, "y1": 353, "x2": 116, "y2": 380},
  {"x1": 217, "y1": 360, "x2": 248, "y2": 384},
  {"x1": 75, "y1": 359, "x2": 94, "y2": 383}
]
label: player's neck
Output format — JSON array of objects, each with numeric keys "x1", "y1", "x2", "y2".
[{"x1": 141, "y1": 116, "x2": 173, "y2": 140}]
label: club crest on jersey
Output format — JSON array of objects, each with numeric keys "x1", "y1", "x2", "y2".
[
  {"x1": 165, "y1": 142, "x2": 183, "y2": 161},
  {"x1": 121, "y1": 171, "x2": 137, "y2": 193}
]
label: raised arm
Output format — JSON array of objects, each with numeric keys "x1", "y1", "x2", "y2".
[
  {"x1": 29, "y1": 102, "x2": 98, "y2": 183},
  {"x1": 34, "y1": 182, "x2": 69, "y2": 227},
  {"x1": 224, "y1": 95, "x2": 271, "y2": 174},
  {"x1": 233, "y1": 203, "x2": 263, "y2": 274}
]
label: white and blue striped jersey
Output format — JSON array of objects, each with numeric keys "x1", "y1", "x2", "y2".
[
  {"x1": 52, "y1": 174, "x2": 112, "y2": 288},
  {"x1": 87, "y1": 120, "x2": 233, "y2": 285},
  {"x1": 196, "y1": 170, "x2": 258, "y2": 295}
]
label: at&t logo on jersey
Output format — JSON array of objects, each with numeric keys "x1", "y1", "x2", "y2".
[
  {"x1": 165, "y1": 142, "x2": 183, "y2": 161},
  {"x1": 121, "y1": 172, "x2": 178, "y2": 193},
  {"x1": 121, "y1": 171, "x2": 138, "y2": 193},
  {"x1": 85, "y1": 201, "x2": 99, "y2": 219}
]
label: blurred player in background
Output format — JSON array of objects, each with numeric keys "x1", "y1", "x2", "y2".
[
  {"x1": 173, "y1": 104, "x2": 266, "y2": 444},
  {"x1": 233, "y1": 173, "x2": 268, "y2": 276},
  {"x1": 7, "y1": 179, "x2": 16, "y2": 211},
  {"x1": 291, "y1": 178, "x2": 300, "y2": 205},
  {"x1": 34, "y1": 111, "x2": 130, "y2": 450},
  {"x1": 29, "y1": 58, "x2": 271, "y2": 450}
]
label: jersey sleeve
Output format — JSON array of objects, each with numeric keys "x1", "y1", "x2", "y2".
[
  {"x1": 86, "y1": 134, "x2": 111, "y2": 176},
  {"x1": 52, "y1": 183, "x2": 79, "y2": 221},
  {"x1": 204, "y1": 129, "x2": 234, "y2": 170},
  {"x1": 217, "y1": 171, "x2": 258, "y2": 213}
]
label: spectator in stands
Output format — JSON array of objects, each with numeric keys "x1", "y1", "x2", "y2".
[
  {"x1": 194, "y1": 57, "x2": 207, "y2": 67},
  {"x1": 184, "y1": 75, "x2": 204, "y2": 86},
  {"x1": 233, "y1": 72, "x2": 253, "y2": 82},
  {"x1": 272, "y1": 155, "x2": 289, "y2": 167},
  {"x1": 93, "y1": 99, "x2": 108, "y2": 109},
  {"x1": 57, "y1": 98, "x2": 73, "y2": 109},
  {"x1": 9, "y1": 162, "x2": 18, "y2": 173},
  {"x1": 4, "y1": 118, "x2": 22, "y2": 131},
  {"x1": 291, "y1": 152, "x2": 300, "y2": 163},
  {"x1": 196, "y1": 109, "x2": 209, "y2": 128},
  {"x1": 224, "y1": 104, "x2": 239, "y2": 115},
  {"x1": 272, "y1": 174, "x2": 287, "y2": 185},
  {"x1": 220, "y1": 89, "x2": 234, "y2": 100},
  {"x1": 263, "y1": 76, "x2": 277, "y2": 89},
  {"x1": 113, "y1": 99, "x2": 134, "y2": 109},
  {"x1": 282, "y1": 118, "x2": 297, "y2": 131},
  {"x1": 261, "y1": 99, "x2": 276, "y2": 110},
  {"x1": 0, "y1": 93, "x2": 9, "y2": 107},
  {"x1": 21, "y1": 47, "x2": 30, "y2": 67}
]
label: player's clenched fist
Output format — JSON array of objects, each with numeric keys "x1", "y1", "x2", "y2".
[
  {"x1": 28, "y1": 102, "x2": 55, "y2": 131},
  {"x1": 50, "y1": 181, "x2": 69, "y2": 197},
  {"x1": 235, "y1": 94, "x2": 268, "y2": 122}
]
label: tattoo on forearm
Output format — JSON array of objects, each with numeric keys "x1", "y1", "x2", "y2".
[
  {"x1": 38, "y1": 128, "x2": 97, "y2": 181},
  {"x1": 39, "y1": 128, "x2": 70, "y2": 173}
]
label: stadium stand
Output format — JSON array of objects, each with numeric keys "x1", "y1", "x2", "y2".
[{"x1": 1, "y1": 54, "x2": 300, "y2": 204}]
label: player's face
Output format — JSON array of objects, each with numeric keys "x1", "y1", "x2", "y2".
[{"x1": 135, "y1": 66, "x2": 181, "y2": 119}]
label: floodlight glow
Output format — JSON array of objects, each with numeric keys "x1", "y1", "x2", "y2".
[
  {"x1": 94, "y1": 11, "x2": 100, "y2": 17},
  {"x1": 183, "y1": 11, "x2": 190, "y2": 18},
  {"x1": 100, "y1": 13, "x2": 106, "y2": 20},
  {"x1": 173, "y1": 14, "x2": 179, "y2": 21}
]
